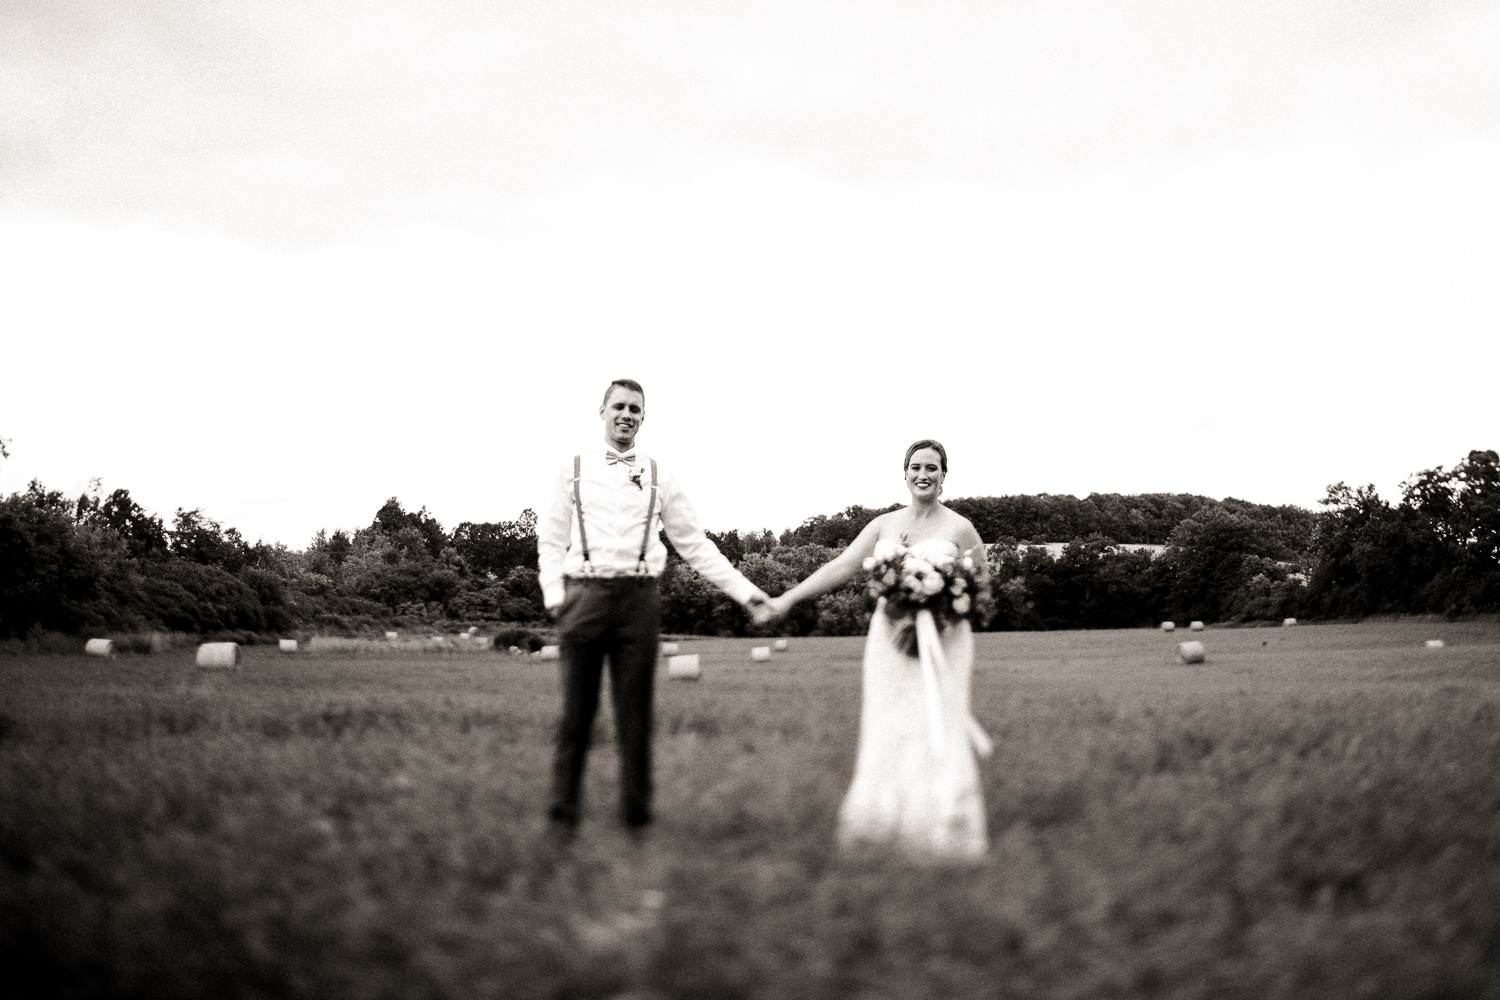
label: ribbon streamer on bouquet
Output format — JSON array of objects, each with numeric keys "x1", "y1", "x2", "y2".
[{"x1": 914, "y1": 609, "x2": 994, "y2": 760}]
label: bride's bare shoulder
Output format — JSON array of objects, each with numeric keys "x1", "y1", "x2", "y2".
[
  {"x1": 867, "y1": 509, "x2": 904, "y2": 539},
  {"x1": 941, "y1": 505, "x2": 982, "y2": 543}
]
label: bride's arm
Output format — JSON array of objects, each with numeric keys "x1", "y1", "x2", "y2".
[
  {"x1": 953, "y1": 521, "x2": 997, "y2": 625},
  {"x1": 957, "y1": 520, "x2": 990, "y2": 589},
  {"x1": 766, "y1": 517, "x2": 885, "y2": 615}
]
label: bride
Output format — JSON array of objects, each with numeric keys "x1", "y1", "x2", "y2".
[{"x1": 758, "y1": 439, "x2": 992, "y2": 861}]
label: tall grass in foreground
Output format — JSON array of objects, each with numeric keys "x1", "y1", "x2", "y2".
[{"x1": 1, "y1": 621, "x2": 1498, "y2": 1000}]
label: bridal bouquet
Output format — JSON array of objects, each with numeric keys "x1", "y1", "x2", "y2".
[{"x1": 863, "y1": 541, "x2": 992, "y2": 656}]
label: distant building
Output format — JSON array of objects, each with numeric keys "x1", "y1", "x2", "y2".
[{"x1": 1002, "y1": 542, "x2": 1167, "y2": 560}]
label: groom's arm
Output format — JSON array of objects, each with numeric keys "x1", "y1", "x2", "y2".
[
  {"x1": 657, "y1": 469, "x2": 760, "y2": 606},
  {"x1": 536, "y1": 462, "x2": 574, "y2": 614}
]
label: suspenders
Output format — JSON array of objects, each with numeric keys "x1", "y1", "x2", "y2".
[
  {"x1": 571, "y1": 454, "x2": 659, "y2": 576},
  {"x1": 571, "y1": 454, "x2": 592, "y2": 575},
  {"x1": 638, "y1": 459, "x2": 658, "y2": 574}
]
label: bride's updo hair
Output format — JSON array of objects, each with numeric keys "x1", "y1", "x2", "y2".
[{"x1": 904, "y1": 439, "x2": 948, "y2": 473}]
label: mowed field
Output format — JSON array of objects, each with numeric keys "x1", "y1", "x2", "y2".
[{"x1": 2, "y1": 621, "x2": 1499, "y2": 1000}]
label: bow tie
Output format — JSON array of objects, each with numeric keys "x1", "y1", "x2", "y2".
[{"x1": 605, "y1": 451, "x2": 637, "y2": 466}]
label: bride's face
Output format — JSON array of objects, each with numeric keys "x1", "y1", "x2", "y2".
[{"x1": 905, "y1": 448, "x2": 945, "y2": 499}]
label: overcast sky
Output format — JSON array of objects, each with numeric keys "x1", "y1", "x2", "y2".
[{"x1": 3, "y1": 0, "x2": 1497, "y2": 549}]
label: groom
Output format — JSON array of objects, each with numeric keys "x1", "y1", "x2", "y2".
[{"x1": 537, "y1": 378, "x2": 770, "y2": 839}]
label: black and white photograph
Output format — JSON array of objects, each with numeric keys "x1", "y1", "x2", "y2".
[{"x1": 3, "y1": 2, "x2": 1498, "y2": 997}]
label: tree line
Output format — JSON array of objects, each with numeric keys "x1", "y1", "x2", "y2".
[{"x1": 2, "y1": 449, "x2": 1495, "y2": 643}]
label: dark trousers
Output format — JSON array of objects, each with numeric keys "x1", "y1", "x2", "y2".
[{"x1": 549, "y1": 576, "x2": 661, "y2": 829}]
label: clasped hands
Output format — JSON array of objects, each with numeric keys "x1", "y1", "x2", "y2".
[{"x1": 745, "y1": 591, "x2": 792, "y2": 627}]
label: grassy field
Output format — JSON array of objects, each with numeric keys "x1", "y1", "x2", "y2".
[{"x1": 2, "y1": 620, "x2": 1498, "y2": 1000}]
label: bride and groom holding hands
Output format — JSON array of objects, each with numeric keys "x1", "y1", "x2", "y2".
[{"x1": 536, "y1": 378, "x2": 993, "y2": 861}]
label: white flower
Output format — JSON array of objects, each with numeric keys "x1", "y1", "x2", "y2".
[
  {"x1": 862, "y1": 557, "x2": 876, "y2": 572},
  {"x1": 953, "y1": 594, "x2": 971, "y2": 615},
  {"x1": 961, "y1": 556, "x2": 974, "y2": 572},
  {"x1": 921, "y1": 573, "x2": 944, "y2": 596}
]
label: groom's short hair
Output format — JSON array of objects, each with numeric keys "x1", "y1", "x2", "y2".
[{"x1": 602, "y1": 378, "x2": 646, "y2": 407}]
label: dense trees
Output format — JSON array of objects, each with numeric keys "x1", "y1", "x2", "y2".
[
  {"x1": 1306, "y1": 450, "x2": 1500, "y2": 617},
  {"x1": 1, "y1": 483, "x2": 105, "y2": 635},
  {"x1": 2, "y1": 449, "x2": 1495, "y2": 642},
  {"x1": 452, "y1": 510, "x2": 539, "y2": 578},
  {"x1": 76, "y1": 487, "x2": 167, "y2": 557},
  {"x1": 947, "y1": 493, "x2": 1221, "y2": 545},
  {"x1": 1162, "y1": 507, "x2": 1284, "y2": 624},
  {"x1": 989, "y1": 537, "x2": 1166, "y2": 631},
  {"x1": 0, "y1": 482, "x2": 298, "y2": 640}
]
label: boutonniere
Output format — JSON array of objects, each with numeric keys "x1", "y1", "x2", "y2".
[{"x1": 627, "y1": 464, "x2": 645, "y2": 489}]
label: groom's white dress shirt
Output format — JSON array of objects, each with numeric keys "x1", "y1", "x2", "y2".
[{"x1": 537, "y1": 448, "x2": 758, "y2": 611}]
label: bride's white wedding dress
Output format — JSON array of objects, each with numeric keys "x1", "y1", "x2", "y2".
[{"x1": 837, "y1": 537, "x2": 990, "y2": 861}]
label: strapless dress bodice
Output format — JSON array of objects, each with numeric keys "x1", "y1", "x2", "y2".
[
  {"x1": 910, "y1": 538, "x2": 960, "y2": 561},
  {"x1": 873, "y1": 537, "x2": 961, "y2": 563}
]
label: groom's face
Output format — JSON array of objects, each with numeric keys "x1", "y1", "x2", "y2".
[{"x1": 600, "y1": 386, "x2": 645, "y2": 451}]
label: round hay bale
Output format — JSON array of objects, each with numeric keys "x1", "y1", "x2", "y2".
[
  {"x1": 84, "y1": 638, "x2": 116, "y2": 659},
  {"x1": 1160, "y1": 621, "x2": 1176, "y2": 632},
  {"x1": 667, "y1": 653, "x2": 701, "y2": 680},
  {"x1": 538, "y1": 645, "x2": 560, "y2": 661},
  {"x1": 1189, "y1": 621, "x2": 1205, "y2": 632},
  {"x1": 1282, "y1": 618, "x2": 1297, "y2": 626},
  {"x1": 278, "y1": 639, "x2": 298, "y2": 654},
  {"x1": 1424, "y1": 639, "x2": 1445, "y2": 649},
  {"x1": 385, "y1": 631, "x2": 399, "y2": 641},
  {"x1": 467, "y1": 626, "x2": 479, "y2": 636},
  {"x1": 196, "y1": 642, "x2": 240, "y2": 670},
  {"x1": 660, "y1": 641, "x2": 680, "y2": 656},
  {"x1": 750, "y1": 646, "x2": 771, "y2": 662},
  {"x1": 1176, "y1": 640, "x2": 1206, "y2": 664},
  {"x1": 773, "y1": 638, "x2": 789, "y2": 652}
]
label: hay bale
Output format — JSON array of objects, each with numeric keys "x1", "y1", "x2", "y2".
[
  {"x1": 1424, "y1": 639, "x2": 1445, "y2": 649},
  {"x1": 667, "y1": 653, "x2": 701, "y2": 680},
  {"x1": 84, "y1": 638, "x2": 116, "y2": 659},
  {"x1": 385, "y1": 631, "x2": 399, "y2": 641},
  {"x1": 1189, "y1": 621, "x2": 1205, "y2": 632},
  {"x1": 278, "y1": 639, "x2": 298, "y2": 654},
  {"x1": 196, "y1": 642, "x2": 240, "y2": 670},
  {"x1": 660, "y1": 641, "x2": 680, "y2": 656},
  {"x1": 773, "y1": 639, "x2": 789, "y2": 652},
  {"x1": 1282, "y1": 618, "x2": 1297, "y2": 626},
  {"x1": 750, "y1": 646, "x2": 771, "y2": 662},
  {"x1": 1160, "y1": 621, "x2": 1176, "y2": 632},
  {"x1": 538, "y1": 645, "x2": 560, "y2": 661},
  {"x1": 1176, "y1": 640, "x2": 1206, "y2": 664}
]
